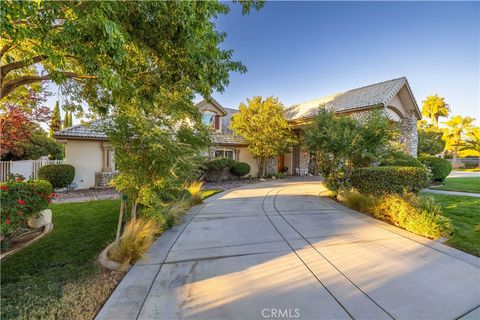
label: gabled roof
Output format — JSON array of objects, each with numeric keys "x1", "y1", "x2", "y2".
[
  {"x1": 195, "y1": 98, "x2": 228, "y2": 116},
  {"x1": 285, "y1": 77, "x2": 421, "y2": 121},
  {"x1": 53, "y1": 119, "x2": 108, "y2": 140}
]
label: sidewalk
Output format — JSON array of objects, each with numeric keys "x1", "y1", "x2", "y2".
[{"x1": 423, "y1": 188, "x2": 480, "y2": 198}]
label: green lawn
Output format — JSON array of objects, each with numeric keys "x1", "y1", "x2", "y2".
[
  {"x1": 201, "y1": 189, "x2": 223, "y2": 199},
  {"x1": 428, "y1": 194, "x2": 480, "y2": 256},
  {"x1": 433, "y1": 177, "x2": 480, "y2": 194},
  {"x1": 1, "y1": 200, "x2": 121, "y2": 320}
]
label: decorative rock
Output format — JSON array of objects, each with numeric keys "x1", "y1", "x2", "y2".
[
  {"x1": 28, "y1": 209, "x2": 52, "y2": 229},
  {"x1": 95, "y1": 171, "x2": 118, "y2": 188}
]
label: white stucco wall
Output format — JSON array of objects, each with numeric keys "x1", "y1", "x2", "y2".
[{"x1": 64, "y1": 140, "x2": 103, "y2": 189}]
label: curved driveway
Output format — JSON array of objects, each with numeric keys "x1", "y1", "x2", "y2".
[{"x1": 97, "y1": 178, "x2": 480, "y2": 320}]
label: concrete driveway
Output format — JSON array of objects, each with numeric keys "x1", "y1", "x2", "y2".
[{"x1": 97, "y1": 178, "x2": 480, "y2": 320}]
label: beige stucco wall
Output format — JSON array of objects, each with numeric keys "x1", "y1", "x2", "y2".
[
  {"x1": 64, "y1": 140, "x2": 103, "y2": 189},
  {"x1": 284, "y1": 152, "x2": 293, "y2": 175},
  {"x1": 237, "y1": 147, "x2": 259, "y2": 177},
  {"x1": 386, "y1": 94, "x2": 408, "y2": 122}
]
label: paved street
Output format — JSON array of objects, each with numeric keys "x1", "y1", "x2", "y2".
[{"x1": 97, "y1": 179, "x2": 480, "y2": 320}]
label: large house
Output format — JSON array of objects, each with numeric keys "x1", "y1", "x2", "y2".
[{"x1": 54, "y1": 77, "x2": 421, "y2": 189}]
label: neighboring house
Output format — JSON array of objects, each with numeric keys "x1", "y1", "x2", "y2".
[{"x1": 54, "y1": 77, "x2": 420, "y2": 189}]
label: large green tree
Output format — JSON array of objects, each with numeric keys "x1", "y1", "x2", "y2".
[
  {"x1": 230, "y1": 96, "x2": 297, "y2": 178},
  {"x1": 421, "y1": 95, "x2": 450, "y2": 127},
  {"x1": 305, "y1": 109, "x2": 393, "y2": 194},
  {"x1": 443, "y1": 116, "x2": 476, "y2": 163},
  {"x1": 417, "y1": 121, "x2": 445, "y2": 156},
  {"x1": 3, "y1": 1, "x2": 264, "y2": 218}
]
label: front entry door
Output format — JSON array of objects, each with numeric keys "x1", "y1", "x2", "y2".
[{"x1": 278, "y1": 155, "x2": 285, "y2": 173}]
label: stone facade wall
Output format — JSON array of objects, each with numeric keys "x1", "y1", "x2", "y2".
[
  {"x1": 266, "y1": 157, "x2": 278, "y2": 176},
  {"x1": 95, "y1": 171, "x2": 118, "y2": 188},
  {"x1": 299, "y1": 147, "x2": 309, "y2": 172},
  {"x1": 398, "y1": 110, "x2": 418, "y2": 157}
]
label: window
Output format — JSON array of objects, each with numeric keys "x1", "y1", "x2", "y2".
[
  {"x1": 212, "y1": 149, "x2": 235, "y2": 160},
  {"x1": 202, "y1": 112, "x2": 215, "y2": 127}
]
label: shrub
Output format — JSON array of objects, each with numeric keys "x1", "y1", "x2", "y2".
[
  {"x1": 230, "y1": 162, "x2": 251, "y2": 177},
  {"x1": 342, "y1": 191, "x2": 453, "y2": 239},
  {"x1": 108, "y1": 218, "x2": 159, "y2": 271},
  {"x1": 350, "y1": 166, "x2": 430, "y2": 196},
  {"x1": 38, "y1": 164, "x2": 75, "y2": 188},
  {"x1": 419, "y1": 156, "x2": 452, "y2": 182},
  {"x1": 464, "y1": 162, "x2": 478, "y2": 169},
  {"x1": 372, "y1": 193, "x2": 453, "y2": 239},
  {"x1": 380, "y1": 150, "x2": 424, "y2": 167},
  {"x1": 342, "y1": 190, "x2": 380, "y2": 212},
  {"x1": 0, "y1": 180, "x2": 53, "y2": 240},
  {"x1": 187, "y1": 181, "x2": 204, "y2": 205},
  {"x1": 202, "y1": 158, "x2": 235, "y2": 182}
]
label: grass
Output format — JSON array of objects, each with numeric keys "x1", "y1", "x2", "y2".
[
  {"x1": 427, "y1": 194, "x2": 480, "y2": 256},
  {"x1": 201, "y1": 189, "x2": 222, "y2": 199},
  {"x1": 187, "y1": 181, "x2": 204, "y2": 205},
  {"x1": 1, "y1": 200, "x2": 122, "y2": 320},
  {"x1": 454, "y1": 168, "x2": 480, "y2": 172},
  {"x1": 433, "y1": 177, "x2": 480, "y2": 194},
  {"x1": 108, "y1": 218, "x2": 159, "y2": 270}
]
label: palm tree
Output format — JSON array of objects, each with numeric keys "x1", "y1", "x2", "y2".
[
  {"x1": 422, "y1": 95, "x2": 449, "y2": 127},
  {"x1": 461, "y1": 127, "x2": 480, "y2": 153},
  {"x1": 443, "y1": 116, "x2": 476, "y2": 163}
]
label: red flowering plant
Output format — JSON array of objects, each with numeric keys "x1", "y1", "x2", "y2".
[{"x1": 0, "y1": 179, "x2": 53, "y2": 241}]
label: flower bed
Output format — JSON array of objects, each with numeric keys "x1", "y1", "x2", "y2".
[{"x1": 1, "y1": 178, "x2": 54, "y2": 247}]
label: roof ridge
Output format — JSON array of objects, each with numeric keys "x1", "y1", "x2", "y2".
[{"x1": 288, "y1": 76, "x2": 407, "y2": 109}]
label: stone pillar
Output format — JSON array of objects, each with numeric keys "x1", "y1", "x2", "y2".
[
  {"x1": 266, "y1": 157, "x2": 278, "y2": 176},
  {"x1": 398, "y1": 110, "x2": 418, "y2": 157},
  {"x1": 102, "y1": 142, "x2": 113, "y2": 172}
]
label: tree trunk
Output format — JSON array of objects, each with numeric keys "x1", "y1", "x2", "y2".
[
  {"x1": 256, "y1": 157, "x2": 266, "y2": 178},
  {"x1": 131, "y1": 199, "x2": 138, "y2": 221},
  {"x1": 453, "y1": 144, "x2": 459, "y2": 164},
  {"x1": 433, "y1": 116, "x2": 439, "y2": 128},
  {"x1": 116, "y1": 195, "x2": 125, "y2": 240}
]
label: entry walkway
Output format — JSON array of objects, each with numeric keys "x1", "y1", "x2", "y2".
[{"x1": 97, "y1": 179, "x2": 480, "y2": 320}]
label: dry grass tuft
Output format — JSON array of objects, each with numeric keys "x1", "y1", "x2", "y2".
[
  {"x1": 187, "y1": 181, "x2": 204, "y2": 205},
  {"x1": 162, "y1": 198, "x2": 191, "y2": 228},
  {"x1": 108, "y1": 218, "x2": 159, "y2": 270}
]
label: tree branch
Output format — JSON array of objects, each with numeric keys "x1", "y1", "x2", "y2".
[
  {"x1": 0, "y1": 45, "x2": 13, "y2": 60},
  {"x1": 1, "y1": 55, "x2": 48, "y2": 78},
  {"x1": 1, "y1": 72, "x2": 97, "y2": 99}
]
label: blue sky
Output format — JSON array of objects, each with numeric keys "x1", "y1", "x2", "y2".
[
  {"x1": 209, "y1": 1, "x2": 479, "y2": 120},
  {"x1": 47, "y1": 1, "x2": 479, "y2": 123}
]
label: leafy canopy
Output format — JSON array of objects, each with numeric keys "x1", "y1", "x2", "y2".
[
  {"x1": 305, "y1": 108, "x2": 393, "y2": 193},
  {"x1": 230, "y1": 96, "x2": 297, "y2": 177},
  {"x1": 443, "y1": 115, "x2": 476, "y2": 160},
  {"x1": 417, "y1": 121, "x2": 445, "y2": 156},
  {"x1": 421, "y1": 95, "x2": 449, "y2": 127}
]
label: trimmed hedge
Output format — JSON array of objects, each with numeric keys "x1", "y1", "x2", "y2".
[
  {"x1": 202, "y1": 158, "x2": 236, "y2": 182},
  {"x1": 419, "y1": 156, "x2": 452, "y2": 182},
  {"x1": 351, "y1": 166, "x2": 430, "y2": 196},
  {"x1": 230, "y1": 162, "x2": 250, "y2": 177},
  {"x1": 380, "y1": 151, "x2": 424, "y2": 167},
  {"x1": 38, "y1": 164, "x2": 75, "y2": 189}
]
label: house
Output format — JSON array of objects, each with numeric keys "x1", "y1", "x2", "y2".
[{"x1": 54, "y1": 77, "x2": 420, "y2": 189}]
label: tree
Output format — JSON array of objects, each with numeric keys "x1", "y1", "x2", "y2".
[
  {"x1": 1, "y1": 1, "x2": 263, "y2": 109},
  {"x1": 63, "y1": 111, "x2": 68, "y2": 129},
  {"x1": 305, "y1": 109, "x2": 393, "y2": 194},
  {"x1": 417, "y1": 121, "x2": 445, "y2": 155},
  {"x1": 3, "y1": 1, "x2": 264, "y2": 223},
  {"x1": 421, "y1": 95, "x2": 449, "y2": 127},
  {"x1": 1, "y1": 104, "x2": 61, "y2": 160},
  {"x1": 443, "y1": 116, "x2": 476, "y2": 163},
  {"x1": 49, "y1": 101, "x2": 61, "y2": 137},
  {"x1": 460, "y1": 127, "x2": 480, "y2": 155},
  {"x1": 230, "y1": 96, "x2": 297, "y2": 178}
]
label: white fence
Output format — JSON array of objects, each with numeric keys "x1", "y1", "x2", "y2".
[{"x1": 0, "y1": 159, "x2": 65, "y2": 182}]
